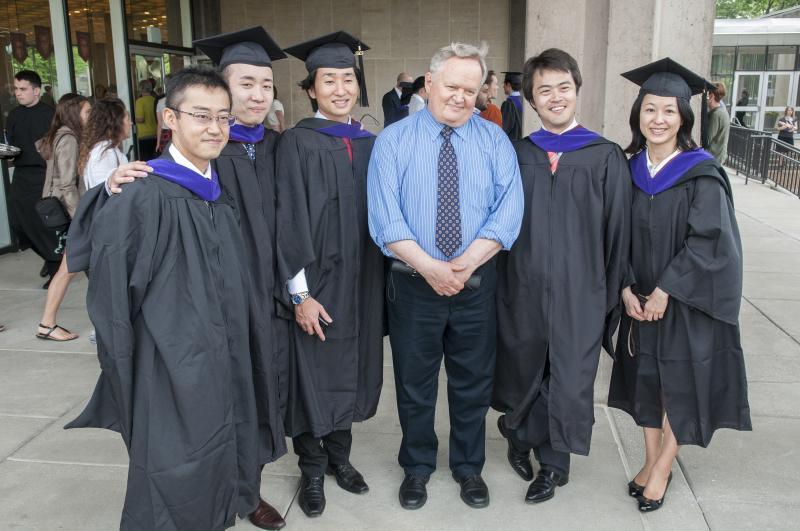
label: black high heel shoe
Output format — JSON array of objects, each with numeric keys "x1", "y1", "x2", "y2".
[
  {"x1": 638, "y1": 472, "x2": 673, "y2": 512},
  {"x1": 627, "y1": 479, "x2": 645, "y2": 498}
]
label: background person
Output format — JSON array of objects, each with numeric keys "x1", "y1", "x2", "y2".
[
  {"x1": 611, "y1": 58, "x2": 752, "y2": 513},
  {"x1": 382, "y1": 72, "x2": 413, "y2": 126},
  {"x1": 479, "y1": 69, "x2": 502, "y2": 127},
  {"x1": 34, "y1": 94, "x2": 90, "y2": 342},
  {"x1": 267, "y1": 85, "x2": 286, "y2": 132},
  {"x1": 408, "y1": 76, "x2": 427, "y2": 115},
  {"x1": 134, "y1": 79, "x2": 157, "y2": 160},
  {"x1": 5, "y1": 70, "x2": 59, "y2": 287},
  {"x1": 79, "y1": 97, "x2": 131, "y2": 190},
  {"x1": 706, "y1": 82, "x2": 730, "y2": 164},
  {"x1": 776, "y1": 106, "x2": 797, "y2": 147}
]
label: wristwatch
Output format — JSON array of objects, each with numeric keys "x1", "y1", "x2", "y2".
[{"x1": 291, "y1": 291, "x2": 310, "y2": 305}]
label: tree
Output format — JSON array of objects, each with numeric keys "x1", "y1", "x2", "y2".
[{"x1": 717, "y1": 0, "x2": 800, "y2": 18}]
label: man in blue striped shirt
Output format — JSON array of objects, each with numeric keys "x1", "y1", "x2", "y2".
[{"x1": 367, "y1": 42, "x2": 523, "y2": 511}]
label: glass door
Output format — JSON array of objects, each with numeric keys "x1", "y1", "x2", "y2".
[
  {"x1": 763, "y1": 73, "x2": 793, "y2": 132},
  {"x1": 732, "y1": 73, "x2": 762, "y2": 128}
]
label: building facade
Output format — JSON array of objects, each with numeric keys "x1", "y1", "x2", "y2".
[{"x1": 0, "y1": 0, "x2": 716, "y2": 253}]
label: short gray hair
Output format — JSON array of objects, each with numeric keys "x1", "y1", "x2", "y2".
[{"x1": 429, "y1": 42, "x2": 489, "y2": 84}]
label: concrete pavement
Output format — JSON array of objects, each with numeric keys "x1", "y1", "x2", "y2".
[{"x1": 1, "y1": 173, "x2": 798, "y2": 530}]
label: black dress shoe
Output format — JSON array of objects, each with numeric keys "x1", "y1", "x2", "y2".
[
  {"x1": 452, "y1": 473, "x2": 490, "y2": 508},
  {"x1": 628, "y1": 479, "x2": 645, "y2": 498},
  {"x1": 248, "y1": 498, "x2": 286, "y2": 530},
  {"x1": 525, "y1": 469, "x2": 568, "y2": 504},
  {"x1": 399, "y1": 474, "x2": 428, "y2": 510},
  {"x1": 40, "y1": 263, "x2": 48, "y2": 278},
  {"x1": 638, "y1": 472, "x2": 673, "y2": 512},
  {"x1": 298, "y1": 475, "x2": 325, "y2": 518},
  {"x1": 497, "y1": 416, "x2": 533, "y2": 481},
  {"x1": 325, "y1": 462, "x2": 369, "y2": 494}
]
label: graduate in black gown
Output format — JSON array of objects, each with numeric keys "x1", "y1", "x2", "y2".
[
  {"x1": 493, "y1": 49, "x2": 631, "y2": 504},
  {"x1": 277, "y1": 32, "x2": 384, "y2": 518},
  {"x1": 194, "y1": 27, "x2": 289, "y2": 531},
  {"x1": 609, "y1": 58, "x2": 751, "y2": 513},
  {"x1": 500, "y1": 71, "x2": 523, "y2": 141},
  {"x1": 5, "y1": 70, "x2": 59, "y2": 283},
  {"x1": 65, "y1": 68, "x2": 263, "y2": 530}
]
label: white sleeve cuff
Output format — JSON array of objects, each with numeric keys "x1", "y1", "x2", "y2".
[{"x1": 287, "y1": 269, "x2": 309, "y2": 295}]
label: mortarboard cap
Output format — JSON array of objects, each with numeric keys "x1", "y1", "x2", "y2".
[
  {"x1": 621, "y1": 57, "x2": 715, "y2": 101},
  {"x1": 193, "y1": 26, "x2": 286, "y2": 70},
  {"x1": 284, "y1": 31, "x2": 371, "y2": 107},
  {"x1": 502, "y1": 71, "x2": 522, "y2": 84}
]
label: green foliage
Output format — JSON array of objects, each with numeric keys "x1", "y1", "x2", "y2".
[{"x1": 717, "y1": 0, "x2": 800, "y2": 18}]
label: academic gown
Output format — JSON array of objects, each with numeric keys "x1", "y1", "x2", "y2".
[
  {"x1": 214, "y1": 125, "x2": 288, "y2": 464},
  {"x1": 501, "y1": 96, "x2": 522, "y2": 141},
  {"x1": 608, "y1": 150, "x2": 752, "y2": 447},
  {"x1": 275, "y1": 118, "x2": 385, "y2": 438},
  {"x1": 65, "y1": 152, "x2": 262, "y2": 530},
  {"x1": 493, "y1": 128, "x2": 631, "y2": 456}
]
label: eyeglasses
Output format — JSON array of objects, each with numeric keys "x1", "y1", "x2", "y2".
[{"x1": 168, "y1": 107, "x2": 236, "y2": 127}]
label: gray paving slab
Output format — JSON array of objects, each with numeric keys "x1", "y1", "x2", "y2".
[
  {"x1": 743, "y1": 271, "x2": 800, "y2": 301},
  {"x1": 679, "y1": 417, "x2": 800, "y2": 507},
  {"x1": 0, "y1": 350, "x2": 99, "y2": 417},
  {"x1": 10, "y1": 402, "x2": 128, "y2": 466},
  {"x1": 747, "y1": 381, "x2": 800, "y2": 419},
  {"x1": 700, "y1": 500, "x2": 800, "y2": 531},
  {"x1": 0, "y1": 460, "x2": 126, "y2": 530},
  {"x1": 745, "y1": 299, "x2": 800, "y2": 342},
  {"x1": 0, "y1": 416, "x2": 53, "y2": 461}
]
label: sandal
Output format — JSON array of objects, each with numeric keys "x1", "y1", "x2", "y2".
[{"x1": 36, "y1": 323, "x2": 78, "y2": 342}]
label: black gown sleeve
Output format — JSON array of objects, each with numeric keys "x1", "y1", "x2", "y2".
[
  {"x1": 275, "y1": 131, "x2": 317, "y2": 285},
  {"x1": 602, "y1": 147, "x2": 633, "y2": 356},
  {"x1": 657, "y1": 176, "x2": 743, "y2": 325},
  {"x1": 65, "y1": 183, "x2": 162, "y2": 447}
]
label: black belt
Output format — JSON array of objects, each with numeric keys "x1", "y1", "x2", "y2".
[{"x1": 390, "y1": 259, "x2": 482, "y2": 290}]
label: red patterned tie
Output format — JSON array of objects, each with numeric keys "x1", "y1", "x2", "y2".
[{"x1": 548, "y1": 151, "x2": 560, "y2": 173}]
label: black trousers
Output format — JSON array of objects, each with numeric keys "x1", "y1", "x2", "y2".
[
  {"x1": 506, "y1": 359, "x2": 571, "y2": 477},
  {"x1": 9, "y1": 167, "x2": 60, "y2": 274},
  {"x1": 292, "y1": 430, "x2": 352, "y2": 477},
  {"x1": 388, "y1": 260, "x2": 496, "y2": 478}
]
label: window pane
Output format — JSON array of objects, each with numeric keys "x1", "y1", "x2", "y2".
[
  {"x1": 735, "y1": 74, "x2": 761, "y2": 106},
  {"x1": 126, "y1": 0, "x2": 185, "y2": 47},
  {"x1": 767, "y1": 46, "x2": 797, "y2": 71},
  {"x1": 737, "y1": 46, "x2": 766, "y2": 71},
  {"x1": 766, "y1": 74, "x2": 792, "y2": 106},
  {"x1": 66, "y1": 0, "x2": 117, "y2": 99},
  {"x1": 734, "y1": 110, "x2": 757, "y2": 128},
  {"x1": 712, "y1": 47, "x2": 736, "y2": 75},
  {"x1": 764, "y1": 111, "x2": 781, "y2": 131}
]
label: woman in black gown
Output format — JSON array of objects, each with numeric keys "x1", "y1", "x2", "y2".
[{"x1": 609, "y1": 58, "x2": 752, "y2": 512}]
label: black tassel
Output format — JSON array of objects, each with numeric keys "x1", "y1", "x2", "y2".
[
  {"x1": 356, "y1": 45, "x2": 369, "y2": 107},
  {"x1": 701, "y1": 89, "x2": 709, "y2": 148}
]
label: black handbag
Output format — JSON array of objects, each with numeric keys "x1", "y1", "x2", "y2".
[
  {"x1": 35, "y1": 196, "x2": 70, "y2": 230},
  {"x1": 36, "y1": 146, "x2": 71, "y2": 230}
]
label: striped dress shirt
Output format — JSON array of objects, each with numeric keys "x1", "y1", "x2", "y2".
[{"x1": 368, "y1": 107, "x2": 523, "y2": 260}]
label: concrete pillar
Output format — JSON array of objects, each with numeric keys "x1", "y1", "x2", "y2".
[{"x1": 523, "y1": 0, "x2": 715, "y2": 145}]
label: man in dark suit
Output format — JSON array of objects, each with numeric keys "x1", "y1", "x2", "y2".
[{"x1": 382, "y1": 72, "x2": 413, "y2": 126}]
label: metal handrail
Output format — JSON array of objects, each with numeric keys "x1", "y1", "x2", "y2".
[{"x1": 726, "y1": 125, "x2": 800, "y2": 197}]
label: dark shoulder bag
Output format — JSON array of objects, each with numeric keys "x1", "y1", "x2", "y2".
[{"x1": 35, "y1": 137, "x2": 72, "y2": 230}]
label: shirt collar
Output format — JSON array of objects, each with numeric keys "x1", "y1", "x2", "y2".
[
  {"x1": 510, "y1": 91, "x2": 521, "y2": 97},
  {"x1": 395, "y1": 86, "x2": 402, "y2": 98},
  {"x1": 315, "y1": 110, "x2": 352, "y2": 125},
  {"x1": 646, "y1": 147, "x2": 682, "y2": 178},
  {"x1": 411, "y1": 93, "x2": 425, "y2": 103},
  {"x1": 541, "y1": 118, "x2": 579, "y2": 135},
  {"x1": 169, "y1": 144, "x2": 213, "y2": 180},
  {"x1": 419, "y1": 106, "x2": 470, "y2": 142}
]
